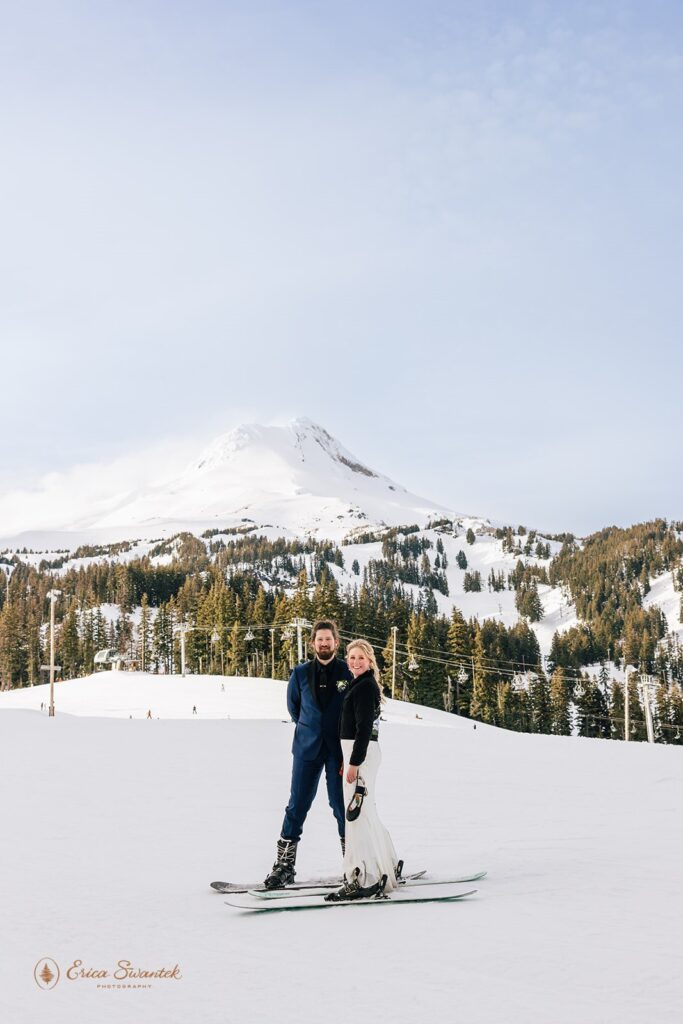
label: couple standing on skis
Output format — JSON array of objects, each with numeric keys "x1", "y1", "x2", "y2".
[{"x1": 264, "y1": 619, "x2": 398, "y2": 901}]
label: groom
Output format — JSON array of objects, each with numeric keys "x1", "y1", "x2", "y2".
[{"x1": 264, "y1": 619, "x2": 353, "y2": 888}]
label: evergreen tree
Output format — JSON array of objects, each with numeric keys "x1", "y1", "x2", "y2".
[
  {"x1": 447, "y1": 608, "x2": 472, "y2": 714},
  {"x1": 291, "y1": 568, "x2": 312, "y2": 621},
  {"x1": 609, "y1": 680, "x2": 625, "y2": 739},
  {"x1": 381, "y1": 629, "x2": 401, "y2": 700},
  {"x1": 229, "y1": 621, "x2": 246, "y2": 676},
  {"x1": 59, "y1": 601, "x2": 80, "y2": 679},
  {"x1": 549, "y1": 668, "x2": 572, "y2": 735},
  {"x1": 402, "y1": 612, "x2": 422, "y2": 702},
  {"x1": 137, "y1": 594, "x2": 153, "y2": 672},
  {"x1": 463, "y1": 571, "x2": 482, "y2": 593},
  {"x1": 575, "y1": 676, "x2": 608, "y2": 738},
  {"x1": 81, "y1": 610, "x2": 96, "y2": 675},
  {"x1": 469, "y1": 628, "x2": 498, "y2": 724},
  {"x1": 152, "y1": 602, "x2": 174, "y2": 673},
  {"x1": 515, "y1": 581, "x2": 543, "y2": 622},
  {"x1": 666, "y1": 684, "x2": 683, "y2": 744},
  {"x1": 528, "y1": 673, "x2": 552, "y2": 733},
  {"x1": 311, "y1": 568, "x2": 343, "y2": 623},
  {"x1": 0, "y1": 601, "x2": 28, "y2": 687}
]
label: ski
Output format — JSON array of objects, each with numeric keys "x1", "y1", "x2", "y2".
[
  {"x1": 210, "y1": 874, "x2": 342, "y2": 894},
  {"x1": 225, "y1": 886, "x2": 478, "y2": 912},
  {"x1": 210, "y1": 869, "x2": 427, "y2": 895},
  {"x1": 251, "y1": 870, "x2": 487, "y2": 899}
]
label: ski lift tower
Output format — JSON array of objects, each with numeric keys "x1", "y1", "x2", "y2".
[
  {"x1": 174, "y1": 623, "x2": 192, "y2": 677},
  {"x1": 638, "y1": 674, "x2": 658, "y2": 744},
  {"x1": 45, "y1": 589, "x2": 61, "y2": 717},
  {"x1": 290, "y1": 617, "x2": 311, "y2": 664},
  {"x1": 443, "y1": 674, "x2": 453, "y2": 713}
]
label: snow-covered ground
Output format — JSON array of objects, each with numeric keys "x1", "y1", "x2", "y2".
[
  {"x1": 644, "y1": 570, "x2": 683, "y2": 642},
  {"x1": 2, "y1": 672, "x2": 681, "y2": 1024}
]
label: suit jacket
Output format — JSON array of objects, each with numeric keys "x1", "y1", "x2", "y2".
[{"x1": 287, "y1": 657, "x2": 353, "y2": 762}]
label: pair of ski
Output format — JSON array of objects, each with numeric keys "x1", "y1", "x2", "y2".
[{"x1": 212, "y1": 868, "x2": 486, "y2": 912}]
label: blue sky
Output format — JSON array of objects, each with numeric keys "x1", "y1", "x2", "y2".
[{"x1": 1, "y1": 1, "x2": 682, "y2": 534}]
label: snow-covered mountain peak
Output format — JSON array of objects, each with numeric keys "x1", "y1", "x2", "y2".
[
  {"x1": 192, "y1": 423, "x2": 266, "y2": 473},
  {"x1": 191, "y1": 417, "x2": 382, "y2": 484},
  {"x1": 121, "y1": 415, "x2": 458, "y2": 538},
  {"x1": 290, "y1": 418, "x2": 381, "y2": 480},
  {"x1": 0, "y1": 417, "x2": 459, "y2": 546}
]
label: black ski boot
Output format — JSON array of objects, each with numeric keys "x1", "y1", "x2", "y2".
[
  {"x1": 263, "y1": 838, "x2": 298, "y2": 890},
  {"x1": 324, "y1": 868, "x2": 388, "y2": 902}
]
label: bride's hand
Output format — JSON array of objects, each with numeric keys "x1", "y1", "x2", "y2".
[{"x1": 346, "y1": 764, "x2": 358, "y2": 783}]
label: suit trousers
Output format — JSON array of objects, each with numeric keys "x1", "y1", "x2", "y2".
[{"x1": 281, "y1": 745, "x2": 345, "y2": 842}]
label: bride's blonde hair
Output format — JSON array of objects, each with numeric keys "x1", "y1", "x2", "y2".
[{"x1": 346, "y1": 638, "x2": 383, "y2": 698}]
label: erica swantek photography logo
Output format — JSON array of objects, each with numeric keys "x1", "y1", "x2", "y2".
[{"x1": 34, "y1": 956, "x2": 183, "y2": 991}]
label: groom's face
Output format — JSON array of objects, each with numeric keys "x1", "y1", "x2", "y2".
[{"x1": 313, "y1": 630, "x2": 337, "y2": 662}]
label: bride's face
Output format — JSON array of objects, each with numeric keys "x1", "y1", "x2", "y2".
[{"x1": 347, "y1": 648, "x2": 371, "y2": 677}]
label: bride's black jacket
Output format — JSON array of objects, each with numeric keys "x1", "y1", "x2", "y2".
[{"x1": 340, "y1": 669, "x2": 381, "y2": 767}]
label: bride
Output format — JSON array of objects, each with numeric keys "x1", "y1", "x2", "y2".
[{"x1": 326, "y1": 638, "x2": 399, "y2": 901}]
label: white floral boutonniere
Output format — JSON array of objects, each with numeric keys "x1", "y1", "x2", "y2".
[{"x1": 336, "y1": 680, "x2": 348, "y2": 692}]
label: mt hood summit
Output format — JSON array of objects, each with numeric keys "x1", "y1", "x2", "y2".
[{"x1": 0, "y1": 418, "x2": 455, "y2": 545}]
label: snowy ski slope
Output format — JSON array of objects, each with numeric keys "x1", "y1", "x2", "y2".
[{"x1": 1, "y1": 672, "x2": 681, "y2": 1024}]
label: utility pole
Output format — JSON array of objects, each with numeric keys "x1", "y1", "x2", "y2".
[
  {"x1": 391, "y1": 626, "x2": 397, "y2": 699},
  {"x1": 270, "y1": 628, "x2": 275, "y2": 678},
  {"x1": 46, "y1": 589, "x2": 61, "y2": 717},
  {"x1": 624, "y1": 668, "x2": 631, "y2": 742}
]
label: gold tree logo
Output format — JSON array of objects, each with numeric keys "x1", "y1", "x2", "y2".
[{"x1": 34, "y1": 958, "x2": 60, "y2": 990}]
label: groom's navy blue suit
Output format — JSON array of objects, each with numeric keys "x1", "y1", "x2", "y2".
[{"x1": 281, "y1": 657, "x2": 353, "y2": 842}]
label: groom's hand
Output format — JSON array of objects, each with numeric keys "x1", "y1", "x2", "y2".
[{"x1": 346, "y1": 764, "x2": 358, "y2": 783}]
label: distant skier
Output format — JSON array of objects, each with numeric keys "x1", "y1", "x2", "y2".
[
  {"x1": 193, "y1": 705, "x2": 197, "y2": 715},
  {"x1": 263, "y1": 620, "x2": 353, "y2": 889},
  {"x1": 146, "y1": 709, "x2": 152, "y2": 719}
]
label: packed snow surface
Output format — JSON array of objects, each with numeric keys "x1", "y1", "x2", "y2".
[{"x1": 2, "y1": 672, "x2": 681, "y2": 1024}]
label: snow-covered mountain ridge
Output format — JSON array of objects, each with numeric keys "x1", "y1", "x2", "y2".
[
  {"x1": 0, "y1": 416, "x2": 458, "y2": 547},
  {"x1": 1, "y1": 418, "x2": 681, "y2": 685}
]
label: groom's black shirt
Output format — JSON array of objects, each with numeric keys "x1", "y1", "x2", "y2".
[{"x1": 313, "y1": 657, "x2": 347, "y2": 711}]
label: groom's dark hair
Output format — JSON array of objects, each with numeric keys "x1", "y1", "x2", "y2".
[{"x1": 310, "y1": 619, "x2": 340, "y2": 644}]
